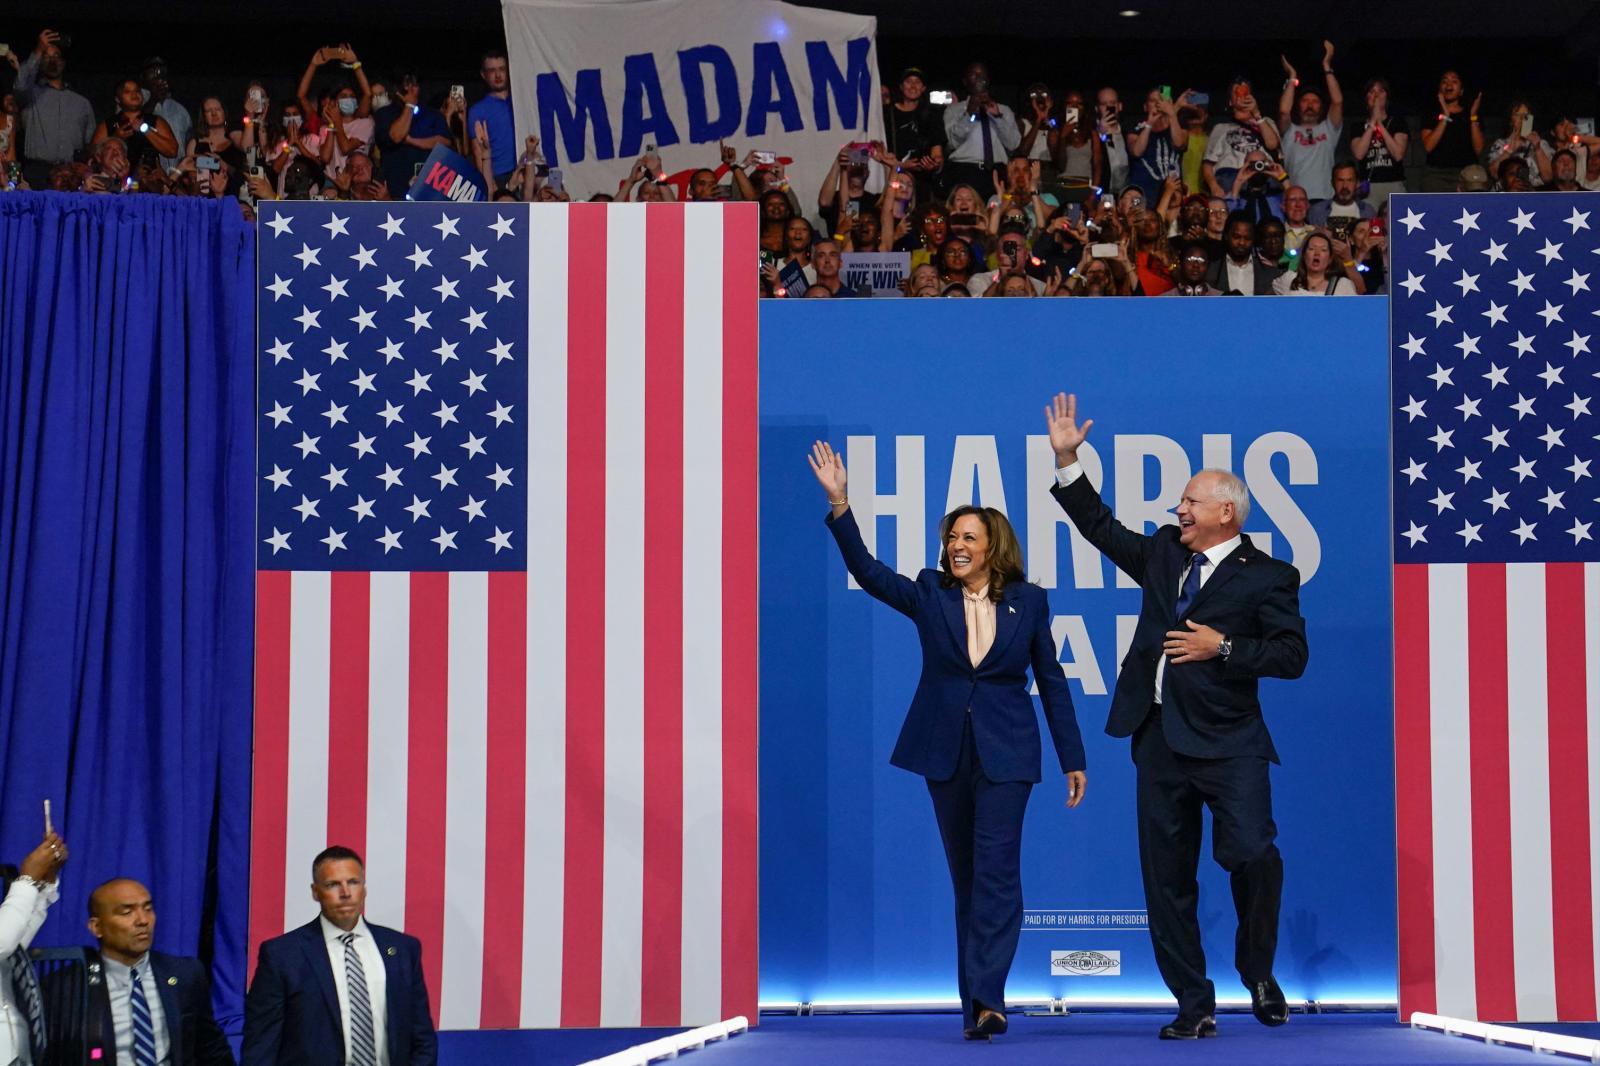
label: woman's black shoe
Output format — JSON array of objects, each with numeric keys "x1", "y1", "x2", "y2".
[{"x1": 974, "y1": 1008, "x2": 1008, "y2": 1036}]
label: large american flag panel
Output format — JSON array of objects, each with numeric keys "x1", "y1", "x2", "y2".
[
  {"x1": 249, "y1": 200, "x2": 760, "y2": 1029},
  {"x1": 1391, "y1": 192, "x2": 1600, "y2": 1022}
]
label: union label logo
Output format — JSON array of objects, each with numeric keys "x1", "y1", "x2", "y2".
[{"x1": 1050, "y1": 949, "x2": 1122, "y2": 976}]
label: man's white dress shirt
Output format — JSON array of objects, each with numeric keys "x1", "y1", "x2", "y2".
[
  {"x1": 321, "y1": 915, "x2": 389, "y2": 1066},
  {"x1": 1055, "y1": 462, "x2": 1240, "y2": 702}
]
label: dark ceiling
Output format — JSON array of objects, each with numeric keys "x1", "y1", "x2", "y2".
[
  {"x1": 22, "y1": 0, "x2": 1600, "y2": 38},
  {"x1": 5, "y1": 1, "x2": 1598, "y2": 118}
]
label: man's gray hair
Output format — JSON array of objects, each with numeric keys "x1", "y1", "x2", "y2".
[{"x1": 1200, "y1": 468, "x2": 1251, "y2": 525}]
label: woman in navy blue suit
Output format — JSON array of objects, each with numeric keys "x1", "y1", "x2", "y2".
[{"x1": 809, "y1": 440, "x2": 1087, "y2": 1040}]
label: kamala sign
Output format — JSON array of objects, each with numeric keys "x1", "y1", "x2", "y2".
[{"x1": 502, "y1": 0, "x2": 883, "y2": 208}]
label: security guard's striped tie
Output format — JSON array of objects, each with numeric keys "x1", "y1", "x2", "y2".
[
  {"x1": 340, "y1": 933, "x2": 377, "y2": 1066},
  {"x1": 129, "y1": 965, "x2": 157, "y2": 1066}
]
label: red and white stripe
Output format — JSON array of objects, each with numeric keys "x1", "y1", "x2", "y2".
[
  {"x1": 249, "y1": 202, "x2": 760, "y2": 1030},
  {"x1": 1395, "y1": 562, "x2": 1600, "y2": 1021}
]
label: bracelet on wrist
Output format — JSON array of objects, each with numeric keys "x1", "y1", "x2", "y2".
[{"x1": 828, "y1": 497, "x2": 848, "y2": 506}]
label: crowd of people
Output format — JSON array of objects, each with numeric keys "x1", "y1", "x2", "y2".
[{"x1": 3, "y1": 26, "x2": 1595, "y2": 300}]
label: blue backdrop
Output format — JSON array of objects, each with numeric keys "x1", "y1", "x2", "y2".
[
  {"x1": 758, "y1": 296, "x2": 1396, "y2": 1007},
  {"x1": 0, "y1": 193, "x2": 256, "y2": 1027}
]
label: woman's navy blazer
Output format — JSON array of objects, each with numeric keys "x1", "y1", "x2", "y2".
[{"x1": 827, "y1": 508, "x2": 1085, "y2": 783}]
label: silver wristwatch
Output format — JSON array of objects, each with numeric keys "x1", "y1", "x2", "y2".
[{"x1": 1218, "y1": 635, "x2": 1233, "y2": 660}]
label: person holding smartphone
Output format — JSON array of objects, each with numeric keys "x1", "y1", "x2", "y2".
[
  {"x1": 808, "y1": 441, "x2": 1086, "y2": 1040},
  {"x1": 1129, "y1": 86, "x2": 1192, "y2": 199},
  {"x1": 91, "y1": 78, "x2": 178, "y2": 163},
  {"x1": 1486, "y1": 101, "x2": 1553, "y2": 186},
  {"x1": 941, "y1": 61, "x2": 1019, "y2": 199},
  {"x1": 0, "y1": 827, "x2": 68, "y2": 1066}
]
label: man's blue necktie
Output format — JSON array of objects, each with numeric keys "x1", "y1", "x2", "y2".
[
  {"x1": 1174, "y1": 553, "x2": 1206, "y2": 622},
  {"x1": 129, "y1": 965, "x2": 157, "y2": 1066}
]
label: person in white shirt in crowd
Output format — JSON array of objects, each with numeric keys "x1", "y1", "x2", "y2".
[
  {"x1": 942, "y1": 61, "x2": 1019, "y2": 199},
  {"x1": 1273, "y1": 230, "x2": 1361, "y2": 295},
  {"x1": 1096, "y1": 86, "x2": 1130, "y2": 192},
  {"x1": 1203, "y1": 79, "x2": 1281, "y2": 204},
  {"x1": 1016, "y1": 82, "x2": 1058, "y2": 181},
  {"x1": 0, "y1": 831, "x2": 67, "y2": 1066},
  {"x1": 1350, "y1": 78, "x2": 1409, "y2": 209},
  {"x1": 1276, "y1": 41, "x2": 1343, "y2": 204}
]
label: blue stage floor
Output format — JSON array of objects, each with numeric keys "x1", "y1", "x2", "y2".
[{"x1": 451, "y1": 1011, "x2": 1583, "y2": 1065}]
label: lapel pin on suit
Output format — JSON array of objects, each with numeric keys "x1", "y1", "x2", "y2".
[
  {"x1": 386, "y1": 946, "x2": 397, "y2": 956},
  {"x1": 167, "y1": 976, "x2": 178, "y2": 986},
  {"x1": 1007, "y1": 605, "x2": 1016, "y2": 614}
]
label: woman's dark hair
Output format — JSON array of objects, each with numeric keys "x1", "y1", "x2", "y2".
[
  {"x1": 1290, "y1": 231, "x2": 1335, "y2": 290},
  {"x1": 938, "y1": 506, "x2": 1027, "y2": 601}
]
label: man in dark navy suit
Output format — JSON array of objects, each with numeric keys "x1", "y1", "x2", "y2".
[
  {"x1": 243, "y1": 847, "x2": 435, "y2": 1066},
  {"x1": 79, "y1": 878, "x2": 235, "y2": 1065},
  {"x1": 1045, "y1": 393, "x2": 1308, "y2": 1040}
]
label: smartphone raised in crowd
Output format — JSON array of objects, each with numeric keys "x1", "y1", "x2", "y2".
[
  {"x1": 548, "y1": 168, "x2": 564, "y2": 194},
  {"x1": 1520, "y1": 114, "x2": 1534, "y2": 137}
]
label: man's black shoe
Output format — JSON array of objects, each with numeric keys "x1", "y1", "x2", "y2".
[
  {"x1": 973, "y1": 1008, "x2": 1008, "y2": 1036},
  {"x1": 1158, "y1": 1014, "x2": 1217, "y2": 1039},
  {"x1": 1249, "y1": 977, "x2": 1289, "y2": 1026}
]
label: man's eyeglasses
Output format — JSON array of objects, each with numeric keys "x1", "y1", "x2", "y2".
[{"x1": 1207, "y1": 208, "x2": 1229, "y2": 216}]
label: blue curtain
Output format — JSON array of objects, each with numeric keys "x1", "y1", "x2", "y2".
[{"x1": 0, "y1": 192, "x2": 256, "y2": 1031}]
